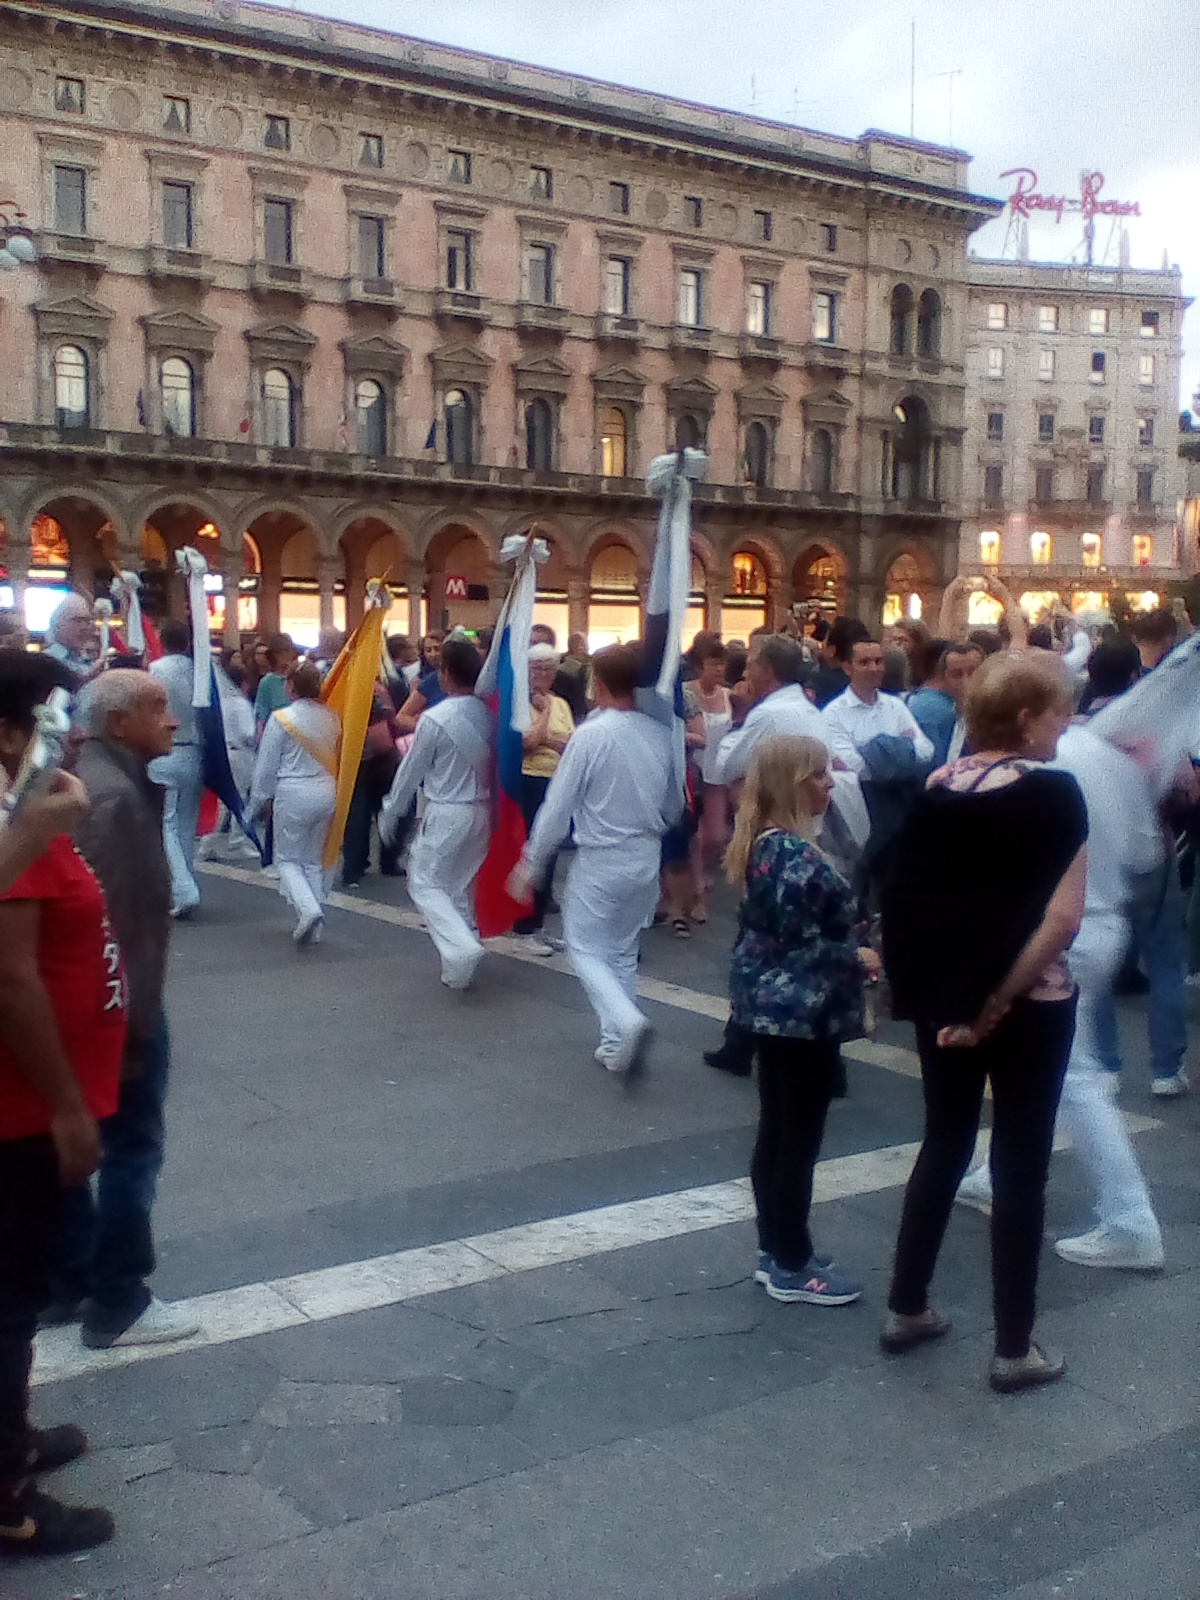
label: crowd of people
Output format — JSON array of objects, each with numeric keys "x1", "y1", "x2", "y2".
[{"x1": 0, "y1": 577, "x2": 1196, "y2": 1558}]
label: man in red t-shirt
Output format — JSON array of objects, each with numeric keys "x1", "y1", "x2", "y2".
[{"x1": 0, "y1": 651, "x2": 122, "y2": 1558}]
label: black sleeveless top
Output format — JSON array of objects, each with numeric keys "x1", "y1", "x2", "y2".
[{"x1": 881, "y1": 766, "x2": 1087, "y2": 1027}]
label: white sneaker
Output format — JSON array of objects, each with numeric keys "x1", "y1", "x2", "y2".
[
  {"x1": 293, "y1": 910, "x2": 322, "y2": 946},
  {"x1": 1054, "y1": 1225, "x2": 1164, "y2": 1271},
  {"x1": 441, "y1": 952, "x2": 482, "y2": 991},
  {"x1": 1185, "y1": 972, "x2": 1200, "y2": 989},
  {"x1": 109, "y1": 1298, "x2": 201, "y2": 1347},
  {"x1": 594, "y1": 1044, "x2": 615, "y2": 1068},
  {"x1": 514, "y1": 934, "x2": 556, "y2": 958},
  {"x1": 955, "y1": 1165, "x2": 993, "y2": 1216},
  {"x1": 606, "y1": 1019, "x2": 652, "y2": 1078},
  {"x1": 1150, "y1": 1070, "x2": 1189, "y2": 1098}
]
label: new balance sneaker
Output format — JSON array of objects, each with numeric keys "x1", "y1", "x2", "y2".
[
  {"x1": 82, "y1": 1298, "x2": 201, "y2": 1351},
  {"x1": 765, "y1": 1259, "x2": 862, "y2": 1306},
  {"x1": 0, "y1": 1485, "x2": 114, "y2": 1558},
  {"x1": 756, "y1": 1249, "x2": 831, "y2": 1285},
  {"x1": 1054, "y1": 1225, "x2": 1164, "y2": 1271},
  {"x1": 1150, "y1": 1070, "x2": 1189, "y2": 1098}
]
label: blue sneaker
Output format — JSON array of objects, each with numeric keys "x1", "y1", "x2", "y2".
[
  {"x1": 756, "y1": 1248, "x2": 833, "y2": 1286},
  {"x1": 765, "y1": 1259, "x2": 861, "y2": 1306}
]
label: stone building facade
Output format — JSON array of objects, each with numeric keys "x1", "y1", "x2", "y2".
[
  {"x1": 958, "y1": 258, "x2": 1191, "y2": 620},
  {"x1": 0, "y1": 0, "x2": 999, "y2": 647}
]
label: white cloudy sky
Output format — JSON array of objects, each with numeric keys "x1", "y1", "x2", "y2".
[{"x1": 286, "y1": 0, "x2": 1199, "y2": 411}]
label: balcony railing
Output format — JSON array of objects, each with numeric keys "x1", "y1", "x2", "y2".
[
  {"x1": 146, "y1": 245, "x2": 214, "y2": 286},
  {"x1": 515, "y1": 301, "x2": 568, "y2": 334},
  {"x1": 343, "y1": 274, "x2": 401, "y2": 310},
  {"x1": 433, "y1": 288, "x2": 490, "y2": 325},
  {"x1": 1027, "y1": 498, "x2": 1113, "y2": 517},
  {"x1": 249, "y1": 260, "x2": 311, "y2": 301},
  {"x1": 594, "y1": 312, "x2": 642, "y2": 344},
  {"x1": 738, "y1": 333, "x2": 783, "y2": 363},
  {"x1": 38, "y1": 231, "x2": 106, "y2": 269},
  {"x1": 669, "y1": 323, "x2": 713, "y2": 354}
]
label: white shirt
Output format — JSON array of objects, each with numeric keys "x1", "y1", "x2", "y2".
[
  {"x1": 150, "y1": 652, "x2": 199, "y2": 745},
  {"x1": 713, "y1": 683, "x2": 836, "y2": 785},
  {"x1": 381, "y1": 692, "x2": 492, "y2": 824},
  {"x1": 1053, "y1": 725, "x2": 1159, "y2": 918},
  {"x1": 524, "y1": 708, "x2": 672, "y2": 874},
  {"x1": 250, "y1": 699, "x2": 340, "y2": 810},
  {"x1": 820, "y1": 687, "x2": 934, "y2": 775}
]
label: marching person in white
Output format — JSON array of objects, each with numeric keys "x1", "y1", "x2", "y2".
[
  {"x1": 250, "y1": 659, "x2": 340, "y2": 946},
  {"x1": 149, "y1": 617, "x2": 205, "y2": 919},
  {"x1": 509, "y1": 644, "x2": 674, "y2": 1078},
  {"x1": 379, "y1": 636, "x2": 492, "y2": 990},
  {"x1": 820, "y1": 637, "x2": 934, "y2": 773}
]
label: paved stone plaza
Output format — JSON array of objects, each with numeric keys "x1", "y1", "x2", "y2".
[{"x1": 15, "y1": 861, "x2": 1200, "y2": 1599}]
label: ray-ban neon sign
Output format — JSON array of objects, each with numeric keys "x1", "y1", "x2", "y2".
[{"x1": 1000, "y1": 168, "x2": 1140, "y2": 224}]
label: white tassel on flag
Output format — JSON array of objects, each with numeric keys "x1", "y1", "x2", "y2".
[
  {"x1": 476, "y1": 533, "x2": 548, "y2": 734},
  {"x1": 110, "y1": 571, "x2": 146, "y2": 655},
  {"x1": 645, "y1": 448, "x2": 707, "y2": 698},
  {"x1": 175, "y1": 546, "x2": 211, "y2": 708}
]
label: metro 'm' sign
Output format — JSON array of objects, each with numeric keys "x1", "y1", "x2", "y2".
[{"x1": 444, "y1": 575, "x2": 469, "y2": 599}]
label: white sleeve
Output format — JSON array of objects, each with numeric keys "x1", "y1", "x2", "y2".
[
  {"x1": 820, "y1": 706, "x2": 865, "y2": 775},
  {"x1": 713, "y1": 712, "x2": 763, "y2": 785},
  {"x1": 523, "y1": 728, "x2": 591, "y2": 874},
  {"x1": 381, "y1": 716, "x2": 437, "y2": 832},
  {"x1": 1062, "y1": 629, "x2": 1093, "y2": 675},
  {"x1": 249, "y1": 713, "x2": 286, "y2": 812}
]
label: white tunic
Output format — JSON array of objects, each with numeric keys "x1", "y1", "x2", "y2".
[
  {"x1": 150, "y1": 652, "x2": 199, "y2": 746},
  {"x1": 380, "y1": 693, "x2": 492, "y2": 829},
  {"x1": 820, "y1": 687, "x2": 935, "y2": 774},
  {"x1": 250, "y1": 700, "x2": 340, "y2": 810},
  {"x1": 713, "y1": 683, "x2": 839, "y2": 785}
]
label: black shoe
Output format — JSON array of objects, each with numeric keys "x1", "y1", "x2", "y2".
[
  {"x1": 0, "y1": 1485, "x2": 114, "y2": 1558},
  {"x1": 27, "y1": 1425, "x2": 88, "y2": 1475},
  {"x1": 704, "y1": 1049, "x2": 753, "y2": 1079}
]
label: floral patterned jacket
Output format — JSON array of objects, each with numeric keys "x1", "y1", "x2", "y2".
[{"x1": 729, "y1": 829, "x2": 865, "y2": 1041}]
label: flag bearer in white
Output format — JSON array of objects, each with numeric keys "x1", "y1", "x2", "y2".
[
  {"x1": 509, "y1": 645, "x2": 674, "y2": 1078},
  {"x1": 380, "y1": 637, "x2": 492, "y2": 990}
]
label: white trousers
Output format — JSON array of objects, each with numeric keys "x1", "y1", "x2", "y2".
[
  {"x1": 407, "y1": 800, "x2": 488, "y2": 979},
  {"x1": 274, "y1": 775, "x2": 336, "y2": 925},
  {"x1": 1061, "y1": 915, "x2": 1161, "y2": 1242},
  {"x1": 150, "y1": 744, "x2": 203, "y2": 913},
  {"x1": 563, "y1": 841, "x2": 660, "y2": 1052}
]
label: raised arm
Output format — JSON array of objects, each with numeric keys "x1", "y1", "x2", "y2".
[{"x1": 379, "y1": 715, "x2": 437, "y2": 840}]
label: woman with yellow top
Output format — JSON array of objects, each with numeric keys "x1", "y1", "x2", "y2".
[{"x1": 513, "y1": 643, "x2": 574, "y2": 955}]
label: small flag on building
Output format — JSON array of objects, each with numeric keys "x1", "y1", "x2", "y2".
[
  {"x1": 423, "y1": 419, "x2": 438, "y2": 451},
  {"x1": 136, "y1": 389, "x2": 148, "y2": 428}
]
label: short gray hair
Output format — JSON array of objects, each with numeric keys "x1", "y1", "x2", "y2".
[
  {"x1": 74, "y1": 667, "x2": 159, "y2": 737},
  {"x1": 47, "y1": 591, "x2": 91, "y2": 644}
]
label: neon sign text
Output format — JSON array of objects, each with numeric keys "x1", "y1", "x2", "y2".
[{"x1": 1000, "y1": 168, "x2": 1140, "y2": 224}]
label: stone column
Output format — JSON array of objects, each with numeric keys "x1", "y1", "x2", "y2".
[
  {"x1": 636, "y1": 571, "x2": 650, "y2": 639},
  {"x1": 343, "y1": 548, "x2": 366, "y2": 634},
  {"x1": 220, "y1": 544, "x2": 244, "y2": 649},
  {"x1": 764, "y1": 576, "x2": 782, "y2": 631},
  {"x1": 704, "y1": 577, "x2": 725, "y2": 636},
  {"x1": 258, "y1": 551, "x2": 282, "y2": 635},
  {"x1": 566, "y1": 571, "x2": 589, "y2": 644},
  {"x1": 406, "y1": 558, "x2": 425, "y2": 640},
  {"x1": 316, "y1": 553, "x2": 339, "y2": 638},
  {"x1": 5, "y1": 531, "x2": 31, "y2": 631}
]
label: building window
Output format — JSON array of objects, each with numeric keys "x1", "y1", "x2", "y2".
[
  {"x1": 1030, "y1": 531, "x2": 1052, "y2": 565},
  {"x1": 162, "y1": 96, "x2": 190, "y2": 134},
  {"x1": 742, "y1": 421, "x2": 769, "y2": 487},
  {"x1": 746, "y1": 280, "x2": 771, "y2": 337},
  {"x1": 676, "y1": 413, "x2": 704, "y2": 450},
  {"x1": 525, "y1": 243, "x2": 554, "y2": 305},
  {"x1": 603, "y1": 256, "x2": 631, "y2": 316},
  {"x1": 600, "y1": 407, "x2": 627, "y2": 477},
  {"x1": 1139, "y1": 353, "x2": 1156, "y2": 386},
  {"x1": 525, "y1": 397, "x2": 554, "y2": 471},
  {"x1": 986, "y1": 301, "x2": 1008, "y2": 330},
  {"x1": 54, "y1": 166, "x2": 87, "y2": 235},
  {"x1": 447, "y1": 149, "x2": 472, "y2": 184},
  {"x1": 1038, "y1": 348, "x2": 1056, "y2": 381},
  {"x1": 263, "y1": 198, "x2": 294, "y2": 265},
  {"x1": 1088, "y1": 306, "x2": 1109, "y2": 335},
  {"x1": 355, "y1": 378, "x2": 387, "y2": 456},
  {"x1": 1141, "y1": 309, "x2": 1160, "y2": 337},
  {"x1": 1086, "y1": 465, "x2": 1106, "y2": 506},
  {"x1": 810, "y1": 428, "x2": 834, "y2": 495},
  {"x1": 54, "y1": 77, "x2": 85, "y2": 114},
  {"x1": 1089, "y1": 412, "x2": 1106, "y2": 444},
  {"x1": 677, "y1": 268, "x2": 702, "y2": 327},
  {"x1": 986, "y1": 411, "x2": 1004, "y2": 442},
  {"x1": 889, "y1": 284, "x2": 913, "y2": 354},
  {"x1": 1136, "y1": 471, "x2": 1155, "y2": 511},
  {"x1": 1038, "y1": 304, "x2": 1059, "y2": 332},
  {"x1": 357, "y1": 215, "x2": 386, "y2": 280},
  {"x1": 160, "y1": 356, "x2": 195, "y2": 438},
  {"x1": 980, "y1": 530, "x2": 1000, "y2": 565},
  {"x1": 753, "y1": 208, "x2": 772, "y2": 242},
  {"x1": 813, "y1": 291, "x2": 837, "y2": 343},
  {"x1": 162, "y1": 181, "x2": 193, "y2": 249},
  {"x1": 1138, "y1": 415, "x2": 1155, "y2": 448},
  {"x1": 820, "y1": 222, "x2": 838, "y2": 252},
  {"x1": 609, "y1": 181, "x2": 630, "y2": 216},
  {"x1": 1133, "y1": 532, "x2": 1153, "y2": 566},
  {"x1": 1035, "y1": 466, "x2": 1055, "y2": 503},
  {"x1": 1081, "y1": 532, "x2": 1101, "y2": 569},
  {"x1": 444, "y1": 387, "x2": 473, "y2": 464},
  {"x1": 1090, "y1": 351, "x2": 1106, "y2": 383},
  {"x1": 917, "y1": 289, "x2": 941, "y2": 358},
  {"x1": 446, "y1": 229, "x2": 473, "y2": 290},
  {"x1": 684, "y1": 195, "x2": 703, "y2": 228},
  {"x1": 54, "y1": 344, "x2": 89, "y2": 429},
  {"x1": 358, "y1": 133, "x2": 384, "y2": 169},
  {"x1": 983, "y1": 464, "x2": 1003, "y2": 507},
  {"x1": 262, "y1": 368, "x2": 296, "y2": 448},
  {"x1": 1038, "y1": 412, "x2": 1055, "y2": 443},
  {"x1": 264, "y1": 114, "x2": 291, "y2": 152},
  {"x1": 530, "y1": 165, "x2": 552, "y2": 200},
  {"x1": 986, "y1": 345, "x2": 1005, "y2": 378}
]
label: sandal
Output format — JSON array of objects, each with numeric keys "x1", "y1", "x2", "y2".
[
  {"x1": 671, "y1": 918, "x2": 691, "y2": 939},
  {"x1": 879, "y1": 1308, "x2": 952, "y2": 1355},
  {"x1": 988, "y1": 1342, "x2": 1066, "y2": 1394}
]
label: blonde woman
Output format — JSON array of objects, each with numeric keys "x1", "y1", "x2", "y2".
[{"x1": 726, "y1": 735, "x2": 876, "y2": 1307}]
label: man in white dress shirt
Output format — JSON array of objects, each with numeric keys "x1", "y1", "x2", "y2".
[
  {"x1": 510, "y1": 644, "x2": 674, "y2": 1079},
  {"x1": 713, "y1": 635, "x2": 839, "y2": 784},
  {"x1": 820, "y1": 638, "x2": 934, "y2": 772},
  {"x1": 379, "y1": 637, "x2": 492, "y2": 990}
]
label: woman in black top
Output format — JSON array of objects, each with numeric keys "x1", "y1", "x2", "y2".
[{"x1": 881, "y1": 652, "x2": 1087, "y2": 1394}]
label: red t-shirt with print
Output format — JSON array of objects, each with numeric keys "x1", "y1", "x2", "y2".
[{"x1": 0, "y1": 833, "x2": 126, "y2": 1140}]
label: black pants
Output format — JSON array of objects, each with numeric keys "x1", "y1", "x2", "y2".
[
  {"x1": 513, "y1": 775, "x2": 556, "y2": 935},
  {"x1": 888, "y1": 996, "x2": 1075, "y2": 1359},
  {"x1": 750, "y1": 1036, "x2": 843, "y2": 1272},
  {"x1": 0, "y1": 1135, "x2": 62, "y2": 1498},
  {"x1": 343, "y1": 758, "x2": 403, "y2": 882}
]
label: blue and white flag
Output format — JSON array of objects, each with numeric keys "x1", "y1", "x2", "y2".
[{"x1": 1087, "y1": 629, "x2": 1200, "y2": 799}]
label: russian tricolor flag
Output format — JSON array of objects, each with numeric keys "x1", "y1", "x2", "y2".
[{"x1": 474, "y1": 533, "x2": 547, "y2": 937}]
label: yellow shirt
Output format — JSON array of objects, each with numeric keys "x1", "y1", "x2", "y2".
[{"x1": 522, "y1": 694, "x2": 573, "y2": 778}]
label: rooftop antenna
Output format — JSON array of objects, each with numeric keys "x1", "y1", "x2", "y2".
[
  {"x1": 930, "y1": 68, "x2": 962, "y2": 145},
  {"x1": 750, "y1": 74, "x2": 757, "y2": 112},
  {"x1": 909, "y1": 18, "x2": 916, "y2": 138}
]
